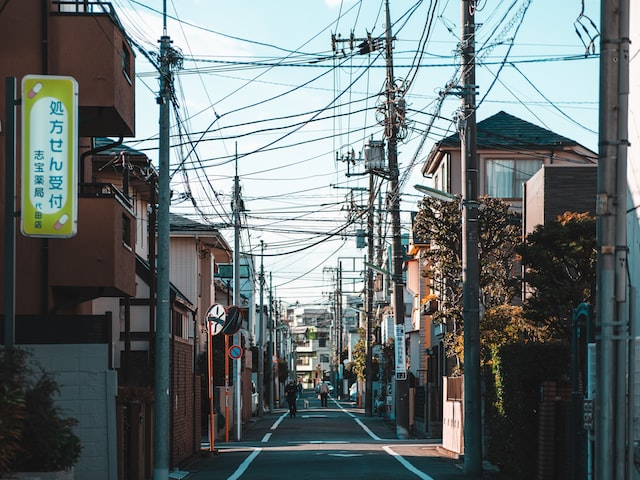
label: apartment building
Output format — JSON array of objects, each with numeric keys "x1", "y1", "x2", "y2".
[{"x1": 0, "y1": 2, "x2": 230, "y2": 477}]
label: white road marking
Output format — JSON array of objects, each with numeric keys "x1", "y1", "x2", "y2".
[
  {"x1": 235, "y1": 401, "x2": 441, "y2": 480},
  {"x1": 353, "y1": 417, "x2": 383, "y2": 441},
  {"x1": 270, "y1": 412, "x2": 288, "y2": 430},
  {"x1": 383, "y1": 445, "x2": 436, "y2": 480},
  {"x1": 335, "y1": 398, "x2": 383, "y2": 441},
  {"x1": 227, "y1": 447, "x2": 262, "y2": 480}
]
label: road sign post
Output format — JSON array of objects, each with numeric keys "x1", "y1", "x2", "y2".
[{"x1": 205, "y1": 304, "x2": 226, "y2": 452}]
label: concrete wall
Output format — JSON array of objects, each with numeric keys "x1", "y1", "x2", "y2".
[
  {"x1": 442, "y1": 376, "x2": 464, "y2": 455},
  {"x1": 27, "y1": 344, "x2": 117, "y2": 480}
]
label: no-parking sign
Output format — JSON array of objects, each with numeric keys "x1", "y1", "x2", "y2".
[{"x1": 228, "y1": 344, "x2": 243, "y2": 360}]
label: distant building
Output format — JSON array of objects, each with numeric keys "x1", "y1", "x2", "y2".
[
  {"x1": 523, "y1": 164, "x2": 597, "y2": 235},
  {"x1": 287, "y1": 305, "x2": 332, "y2": 389}
]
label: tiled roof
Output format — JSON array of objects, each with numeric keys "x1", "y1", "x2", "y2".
[
  {"x1": 170, "y1": 213, "x2": 220, "y2": 233},
  {"x1": 94, "y1": 137, "x2": 148, "y2": 157},
  {"x1": 437, "y1": 111, "x2": 578, "y2": 149}
]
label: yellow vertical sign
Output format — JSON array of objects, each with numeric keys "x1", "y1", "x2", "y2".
[{"x1": 21, "y1": 75, "x2": 78, "y2": 238}]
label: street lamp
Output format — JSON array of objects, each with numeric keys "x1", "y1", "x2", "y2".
[{"x1": 414, "y1": 184, "x2": 457, "y2": 203}]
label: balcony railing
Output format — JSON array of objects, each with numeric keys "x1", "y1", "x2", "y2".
[{"x1": 80, "y1": 182, "x2": 133, "y2": 211}]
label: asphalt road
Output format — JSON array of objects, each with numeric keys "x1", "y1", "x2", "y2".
[{"x1": 183, "y1": 390, "x2": 490, "y2": 480}]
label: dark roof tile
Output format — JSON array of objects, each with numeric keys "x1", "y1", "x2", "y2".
[{"x1": 438, "y1": 111, "x2": 577, "y2": 149}]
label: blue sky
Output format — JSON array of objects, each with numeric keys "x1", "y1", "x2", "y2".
[{"x1": 110, "y1": 0, "x2": 601, "y2": 307}]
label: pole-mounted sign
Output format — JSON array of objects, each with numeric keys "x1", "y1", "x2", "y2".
[
  {"x1": 394, "y1": 324, "x2": 407, "y2": 380},
  {"x1": 228, "y1": 344, "x2": 243, "y2": 360},
  {"x1": 21, "y1": 75, "x2": 78, "y2": 238},
  {"x1": 206, "y1": 304, "x2": 226, "y2": 336}
]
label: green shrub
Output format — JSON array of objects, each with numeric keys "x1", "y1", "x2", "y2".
[
  {"x1": 485, "y1": 342, "x2": 570, "y2": 479},
  {"x1": 0, "y1": 348, "x2": 81, "y2": 473}
]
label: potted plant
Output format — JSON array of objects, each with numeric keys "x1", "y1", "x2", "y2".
[{"x1": 0, "y1": 348, "x2": 81, "y2": 479}]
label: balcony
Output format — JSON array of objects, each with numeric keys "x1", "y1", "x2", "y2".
[
  {"x1": 49, "y1": 189, "x2": 136, "y2": 299},
  {"x1": 50, "y1": 2, "x2": 135, "y2": 136},
  {"x1": 0, "y1": 1, "x2": 135, "y2": 137}
]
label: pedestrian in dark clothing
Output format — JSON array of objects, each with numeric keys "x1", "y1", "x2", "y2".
[
  {"x1": 285, "y1": 380, "x2": 297, "y2": 417},
  {"x1": 319, "y1": 381, "x2": 329, "y2": 407}
]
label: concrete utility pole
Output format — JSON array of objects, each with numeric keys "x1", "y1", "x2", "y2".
[
  {"x1": 232, "y1": 149, "x2": 242, "y2": 441},
  {"x1": 595, "y1": 1, "x2": 630, "y2": 478},
  {"x1": 460, "y1": 1, "x2": 482, "y2": 474},
  {"x1": 268, "y1": 272, "x2": 274, "y2": 412},
  {"x1": 382, "y1": 0, "x2": 409, "y2": 439},
  {"x1": 257, "y1": 240, "x2": 265, "y2": 417},
  {"x1": 337, "y1": 263, "x2": 343, "y2": 398},
  {"x1": 154, "y1": 3, "x2": 172, "y2": 477},
  {"x1": 365, "y1": 169, "x2": 375, "y2": 416}
]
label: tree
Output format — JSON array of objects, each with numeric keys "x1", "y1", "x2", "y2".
[
  {"x1": 0, "y1": 348, "x2": 81, "y2": 474},
  {"x1": 413, "y1": 195, "x2": 522, "y2": 371},
  {"x1": 517, "y1": 211, "x2": 596, "y2": 340},
  {"x1": 346, "y1": 327, "x2": 381, "y2": 382}
]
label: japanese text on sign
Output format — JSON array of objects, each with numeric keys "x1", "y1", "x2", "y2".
[
  {"x1": 395, "y1": 324, "x2": 407, "y2": 380},
  {"x1": 21, "y1": 75, "x2": 78, "y2": 238}
]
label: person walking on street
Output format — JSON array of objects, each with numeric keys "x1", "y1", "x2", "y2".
[
  {"x1": 285, "y1": 380, "x2": 298, "y2": 417},
  {"x1": 296, "y1": 379, "x2": 303, "y2": 400},
  {"x1": 319, "y1": 381, "x2": 329, "y2": 407}
]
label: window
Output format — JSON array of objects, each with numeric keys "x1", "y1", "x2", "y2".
[
  {"x1": 122, "y1": 213, "x2": 132, "y2": 248},
  {"x1": 172, "y1": 311, "x2": 188, "y2": 339},
  {"x1": 486, "y1": 159, "x2": 542, "y2": 199},
  {"x1": 122, "y1": 43, "x2": 132, "y2": 84},
  {"x1": 58, "y1": 1, "x2": 88, "y2": 12}
]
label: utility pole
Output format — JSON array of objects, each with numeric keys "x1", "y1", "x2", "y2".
[
  {"x1": 257, "y1": 240, "x2": 265, "y2": 417},
  {"x1": 365, "y1": 168, "x2": 375, "y2": 416},
  {"x1": 268, "y1": 272, "x2": 274, "y2": 412},
  {"x1": 337, "y1": 263, "x2": 343, "y2": 398},
  {"x1": 232, "y1": 148, "x2": 242, "y2": 441},
  {"x1": 460, "y1": 1, "x2": 482, "y2": 475},
  {"x1": 382, "y1": 0, "x2": 409, "y2": 439},
  {"x1": 154, "y1": 2, "x2": 172, "y2": 476},
  {"x1": 595, "y1": 1, "x2": 630, "y2": 478}
]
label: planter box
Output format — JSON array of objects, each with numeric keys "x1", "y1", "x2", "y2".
[{"x1": 3, "y1": 469, "x2": 73, "y2": 480}]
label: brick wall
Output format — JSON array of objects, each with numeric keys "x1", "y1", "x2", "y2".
[{"x1": 171, "y1": 339, "x2": 201, "y2": 466}]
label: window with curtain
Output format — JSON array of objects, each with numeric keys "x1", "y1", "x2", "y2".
[{"x1": 486, "y1": 159, "x2": 542, "y2": 199}]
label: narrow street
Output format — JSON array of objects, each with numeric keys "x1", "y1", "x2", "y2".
[{"x1": 187, "y1": 390, "x2": 487, "y2": 480}]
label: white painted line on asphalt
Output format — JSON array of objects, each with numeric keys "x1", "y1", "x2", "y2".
[
  {"x1": 261, "y1": 432, "x2": 272, "y2": 442},
  {"x1": 353, "y1": 417, "x2": 383, "y2": 441},
  {"x1": 270, "y1": 412, "x2": 288, "y2": 430},
  {"x1": 227, "y1": 447, "x2": 262, "y2": 480},
  {"x1": 334, "y1": 398, "x2": 383, "y2": 441},
  {"x1": 383, "y1": 445, "x2": 435, "y2": 480},
  {"x1": 307, "y1": 440, "x2": 346, "y2": 444}
]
